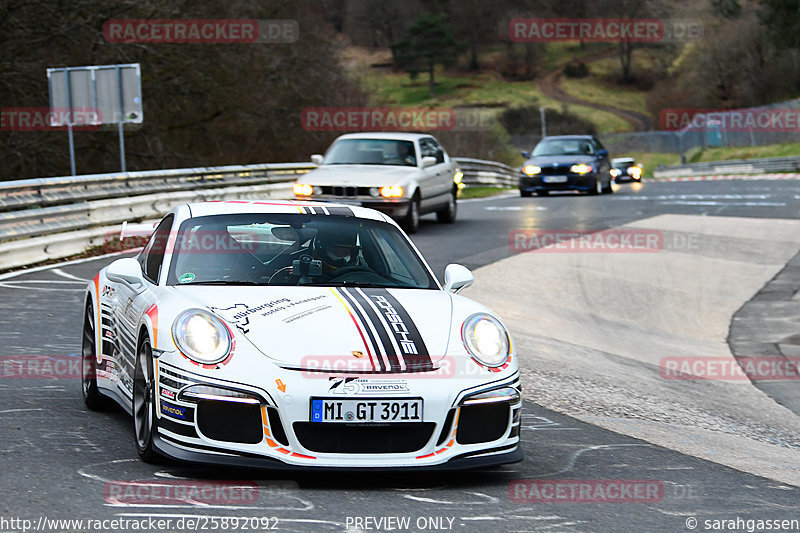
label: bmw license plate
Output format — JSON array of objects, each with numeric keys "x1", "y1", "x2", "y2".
[
  {"x1": 310, "y1": 398, "x2": 423, "y2": 423},
  {"x1": 332, "y1": 199, "x2": 362, "y2": 206},
  {"x1": 543, "y1": 175, "x2": 567, "y2": 183}
]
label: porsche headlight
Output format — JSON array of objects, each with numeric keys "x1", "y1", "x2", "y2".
[
  {"x1": 522, "y1": 165, "x2": 541, "y2": 176},
  {"x1": 462, "y1": 314, "x2": 510, "y2": 367},
  {"x1": 172, "y1": 309, "x2": 231, "y2": 365},
  {"x1": 570, "y1": 163, "x2": 593, "y2": 174}
]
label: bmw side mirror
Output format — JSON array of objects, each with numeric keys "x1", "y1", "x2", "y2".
[
  {"x1": 443, "y1": 264, "x2": 474, "y2": 294},
  {"x1": 598, "y1": 149, "x2": 608, "y2": 157},
  {"x1": 521, "y1": 151, "x2": 530, "y2": 159},
  {"x1": 422, "y1": 156, "x2": 437, "y2": 168},
  {"x1": 106, "y1": 257, "x2": 146, "y2": 294},
  {"x1": 311, "y1": 154, "x2": 324, "y2": 165}
]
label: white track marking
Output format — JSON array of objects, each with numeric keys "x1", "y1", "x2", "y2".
[
  {"x1": 0, "y1": 248, "x2": 139, "y2": 280},
  {"x1": 52, "y1": 268, "x2": 90, "y2": 282},
  {"x1": 0, "y1": 282, "x2": 84, "y2": 291},
  {"x1": 403, "y1": 495, "x2": 455, "y2": 504}
]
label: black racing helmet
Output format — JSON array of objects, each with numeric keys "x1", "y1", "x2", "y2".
[{"x1": 312, "y1": 224, "x2": 361, "y2": 270}]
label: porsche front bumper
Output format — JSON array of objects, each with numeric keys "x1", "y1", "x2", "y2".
[{"x1": 152, "y1": 359, "x2": 523, "y2": 470}]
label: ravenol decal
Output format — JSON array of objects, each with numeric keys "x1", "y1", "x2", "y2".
[
  {"x1": 160, "y1": 401, "x2": 187, "y2": 420},
  {"x1": 329, "y1": 377, "x2": 410, "y2": 395}
]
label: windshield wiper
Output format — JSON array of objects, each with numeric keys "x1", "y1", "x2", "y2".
[
  {"x1": 179, "y1": 280, "x2": 260, "y2": 286},
  {"x1": 298, "y1": 280, "x2": 396, "y2": 288}
]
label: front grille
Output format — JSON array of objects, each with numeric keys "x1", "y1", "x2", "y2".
[
  {"x1": 436, "y1": 409, "x2": 456, "y2": 446},
  {"x1": 540, "y1": 165, "x2": 573, "y2": 175},
  {"x1": 319, "y1": 186, "x2": 373, "y2": 197},
  {"x1": 456, "y1": 403, "x2": 510, "y2": 445},
  {"x1": 293, "y1": 422, "x2": 435, "y2": 453},
  {"x1": 196, "y1": 400, "x2": 263, "y2": 444},
  {"x1": 267, "y1": 407, "x2": 289, "y2": 446}
]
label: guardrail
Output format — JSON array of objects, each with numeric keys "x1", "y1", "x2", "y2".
[
  {"x1": 455, "y1": 158, "x2": 518, "y2": 188},
  {"x1": 0, "y1": 157, "x2": 517, "y2": 271},
  {"x1": 653, "y1": 156, "x2": 800, "y2": 178}
]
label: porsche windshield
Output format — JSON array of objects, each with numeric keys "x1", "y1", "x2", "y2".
[
  {"x1": 165, "y1": 213, "x2": 436, "y2": 289},
  {"x1": 323, "y1": 139, "x2": 417, "y2": 166}
]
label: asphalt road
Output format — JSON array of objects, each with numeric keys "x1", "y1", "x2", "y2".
[{"x1": 1, "y1": 179, "x2": 800, "y2": 533}]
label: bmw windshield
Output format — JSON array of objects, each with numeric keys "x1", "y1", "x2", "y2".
[{"x1": 323, "y1": 139, "x2": 417, "y2": 166}]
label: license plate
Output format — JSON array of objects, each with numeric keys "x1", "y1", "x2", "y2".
[
  {"x1": 333, "y1": 199, "x2": 362, "y2": 206},
  {"x1": 310, "y1": 398, "x2": 423, "y2": 423},
  {"x1": 543, "y1": 175, "x2": 567, "y2": 183}
]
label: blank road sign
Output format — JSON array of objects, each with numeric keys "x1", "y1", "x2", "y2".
[{"x1": 47, "y1": 63, "x2": 142, "y2": 126}]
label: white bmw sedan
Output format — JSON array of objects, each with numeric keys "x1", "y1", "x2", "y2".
[{"x1": 293, "y1": 133, "x2": 461, "y2": 233}]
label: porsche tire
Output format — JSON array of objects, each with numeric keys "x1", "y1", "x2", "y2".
[
  {"x1": 133, "y1": 337, "x2": 161, "y2": 463},
  {"x1": 82, "y1": 300, "x2": 112, "y2": 411}
]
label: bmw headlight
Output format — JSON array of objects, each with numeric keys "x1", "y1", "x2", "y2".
[
  {"x1": 522, "y1": 165, "x2": 541, "y2": 176},
  {"x1": 462, "y1": 314, "x2": 510, "y2": 367},
  {"x1": 172, "y1": 309, "x2": 231, "y2": 365},
  {"x1": 570, "y1": 163, "x2": 593, "y2": 174}
]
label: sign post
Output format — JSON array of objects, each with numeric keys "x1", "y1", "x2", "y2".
[{"x1": 48, "y1": 63, "x2": 142, "y2": 175}]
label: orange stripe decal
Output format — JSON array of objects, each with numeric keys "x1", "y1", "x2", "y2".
[
  {"x1": 93, "y1": 274, "x2": 101, "y2": 363},
  {"x1": 145, "y1": 305, "x2": 158, "y2": 348}
]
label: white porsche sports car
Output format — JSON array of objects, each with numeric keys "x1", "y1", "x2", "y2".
[{"x1": 82, "y1": 200, "x2": 521, "y2": 469}]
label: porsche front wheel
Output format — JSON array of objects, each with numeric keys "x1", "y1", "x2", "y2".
[
  {"x1": 133, "y1": 337, "x2": 160, "y2": 463},
  {"x1": 82, "y1": 300, "x2": 112, "y2": 411}
]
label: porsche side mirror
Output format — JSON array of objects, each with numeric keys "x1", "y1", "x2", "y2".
[
  {"x1": 311, "y1": 154, "x2": 324, "y2": 165},
  {"x1": 443, "y1": 264, "x2": 474, "y2": 294},
  {"x1": 106, "y1": 257, "x2": 146, "y2": 294}
]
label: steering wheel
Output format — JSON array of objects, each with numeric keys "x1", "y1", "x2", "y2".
[
  {"x1": 328, "y1": 266, "x2": 397, "y2": 285},
  {"x1": 327, "y1": 265, "x2": 371, "y2": 279}
]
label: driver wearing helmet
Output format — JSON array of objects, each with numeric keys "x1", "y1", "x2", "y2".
[{"x1": 312, "y1": 225, "x2": 362, "y2": 277}]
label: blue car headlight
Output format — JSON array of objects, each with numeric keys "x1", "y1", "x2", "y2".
[{"x1": 570, "y1": 163, "x2": 593, "y2": 174}]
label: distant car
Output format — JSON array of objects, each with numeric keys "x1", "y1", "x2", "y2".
[
  {"x1": 611, "y1": 157, "x2": 642, "y2": 182},
  {"x1": 293, "y1": 133, "x2": 461, "y2": 233},
  {"x1": 518, "y1": 135, "x2": 613, "y2": 196}
]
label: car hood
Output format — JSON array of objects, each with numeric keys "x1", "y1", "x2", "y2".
[
  {"x1": 525, "y1": 155, "x2": 596, "y2": 166},
  {"x1": 174, "y1": 286, "x2": 452, "y2": 371},
  {"x1": 299, "y1": 165, "x2": 419, "y2": 186}
]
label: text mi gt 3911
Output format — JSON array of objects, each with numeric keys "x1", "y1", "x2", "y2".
[{"x1": 311, "y1": 398, "x2": 423, "y2": 423}]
